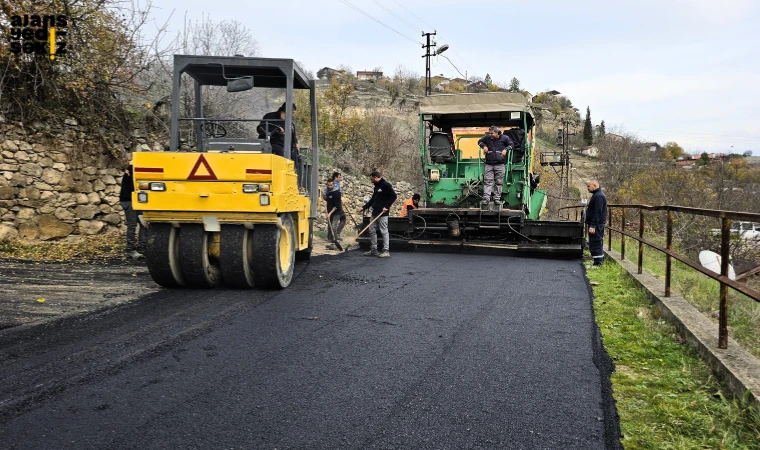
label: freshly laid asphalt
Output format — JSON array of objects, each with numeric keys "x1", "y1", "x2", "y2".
[{"x1": 0, "y1": 251, "x2": 620, "y2": 449}]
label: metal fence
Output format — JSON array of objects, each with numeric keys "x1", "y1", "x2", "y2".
[{"x1": 561, "y1": 204, "x2": 760, "y2": 349}]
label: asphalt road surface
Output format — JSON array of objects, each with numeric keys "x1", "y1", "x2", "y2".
[{"x1": 0, "y1": 252, "x2": 620, "y2": 449}]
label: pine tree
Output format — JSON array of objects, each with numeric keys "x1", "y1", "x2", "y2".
[
  {"x1": 484, "y1": 73, "x2": 492, "y2": 87},
  {"x1": 508, "y1": 77, "x2": 520, "y2": 92},
  {"x1": 599, "y1": 120, "x2": 606, "y2": 136},
  {"x1": 583, "y1": 106, "x2": 593, "y2": 146}
]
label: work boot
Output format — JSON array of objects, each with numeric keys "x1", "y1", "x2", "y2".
[
  {"x1": 326, "y1": 243, "x2": 337, "y2": 250},
  {"x1": 377, "y1": 250, "x2": 390, "y2": 258},
  {"x1": 364, "y1": 248, "x2": 379, "y2": 257},
  {"x1": 130, "y1": 250, "x2": 144, "y2": 259}
]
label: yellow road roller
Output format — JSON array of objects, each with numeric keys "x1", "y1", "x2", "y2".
[{"x1": 132, "y1": 55, "x2": 319, "y2": 289}]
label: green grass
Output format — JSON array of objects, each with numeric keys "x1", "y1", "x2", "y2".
[
  {"x1": 609, "y1": 238, "x2": 760, "y2": 359},
  {"x1": 587, "y1": 262, "x2": 760, "y2": 449}
]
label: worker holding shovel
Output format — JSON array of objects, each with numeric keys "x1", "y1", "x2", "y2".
[
  {"x1": 326, "y1": 179, "x2": 346, "y2": 250},
  {"x1": 358, "y1": 170, "x2": 397, "y2": 258}
]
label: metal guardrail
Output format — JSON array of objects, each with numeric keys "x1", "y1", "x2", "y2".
[{"x1": 560, "y1": 204, "x2": 760, "y2": 349}]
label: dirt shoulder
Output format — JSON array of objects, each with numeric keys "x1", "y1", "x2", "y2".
[
  {"x1": 0, "y1": 233, "x2": 354, "y2": 333},
  {"x1": 0, "y1": 257, "x2": 159, "y2": 332}
]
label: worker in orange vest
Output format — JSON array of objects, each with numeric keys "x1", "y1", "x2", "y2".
[{"x1": 399, "y1": 193, "x2": 421, "y2": 218}]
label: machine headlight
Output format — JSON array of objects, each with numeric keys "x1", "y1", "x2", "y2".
[
  {"x1": 259, "y1": 194, "x2": 270, "y2": 206},
  {"x1": 242, "y1": 183, "x2": 259, "y2": 193},
  {"x1": 137, "y1": 191, "x2": 148, "y2": 203},
  {"x1": 138, "y1": 181, "x2": 150, "y2": 190},
  {"x1": 258, "y1": 183, "x2": 270, "y2": 192},
  {"x1": 149, "y1": 182, "x2": 166, "y2": 191}
]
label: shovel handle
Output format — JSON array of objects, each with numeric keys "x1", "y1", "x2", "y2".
[{"x1": 356, "y1": 214, "x2": 383, "y2": 238}]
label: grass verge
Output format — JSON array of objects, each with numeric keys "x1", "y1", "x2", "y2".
[
  {"x1": 587, "y1": 261, "x2": 760, "y2": 449},
  {"x1": 0, "y1": 233, "x2": 126, "y2": 262},
  {"x1": 609, "y1": 239, "x2": 760, "y2": 360}
]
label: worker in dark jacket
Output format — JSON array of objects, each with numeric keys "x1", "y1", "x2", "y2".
[
  {"x1": 119, "y1": 165, "x2": 147, "y2": 259},
  {"x1": 325, "y1": 179, "x2": 346, "y2": 248},
  {"x1": 358, "y1": 170, "x2": 397, "y2": 258},
  {"x1": 585, "y1": 178, "x2": 608, "y2": 267},
  {"x1": 478, "y1": 125, "x2": 514, "y2": 209},
  {"x1": 257, "y1": 102, "x2": 298, "y2": 158}
]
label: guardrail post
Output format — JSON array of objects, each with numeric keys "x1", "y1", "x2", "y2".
[
  {"x1": 719, "y1": 217, "x2": 730, "y2": 349},
  {"x1": 665, "y1": 209, "x2": 673, "y2": 297},
  {"x1": 638, "y1": 209, "x2": 644, "y2": 274},
  {"x1": 607, "y1": 206, "x2": 612, "y2": 251},
  {"x1": 621, "y1": 208, "x2": 626, "y2": 260}
]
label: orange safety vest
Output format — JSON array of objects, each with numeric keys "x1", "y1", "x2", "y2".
[{"x1": 399, "y1": 198, "x2": 417, "y2": 217}]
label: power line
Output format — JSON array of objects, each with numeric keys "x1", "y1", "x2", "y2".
[
  {"x1": 431, "y1": 57, "x2": 457, "y2": 80},
  {"x1": 370, "y1": 0, "x2": 420, "y2": 33},
  {"x1": 436, "y1": 37, "x2": 477, "y2": 76},
  {"x1": 387, "y1": 0, "x2": 478, "y2": 78},
  {"x1": 389, "y1": 0, "x2": 435, "y2": 29},
  {"x1": 437, "y1": 54, "x2": 467, "y2": 80},
  {"x1": 337, "y1": 0, "x2": 422, "y2": 45}
]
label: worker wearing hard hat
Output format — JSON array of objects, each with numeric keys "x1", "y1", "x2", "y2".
[{"x1": 399, "y1": 193, "x2": 421, "y2": 218}]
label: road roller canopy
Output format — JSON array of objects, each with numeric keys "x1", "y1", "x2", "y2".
[
  {"x1": 419, "y1": 92, "x2": 535, "y2": 129},
  {"x1": 174, "y1": 55, "x2": 312, "y2": 89}
]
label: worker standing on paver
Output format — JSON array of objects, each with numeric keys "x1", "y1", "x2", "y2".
[
  {"x1": 585, "y1": 178, "x2": 607, "y2": 268},
  {"x1": 478, "y1": 125, "x2": 514, "y2": 210}
]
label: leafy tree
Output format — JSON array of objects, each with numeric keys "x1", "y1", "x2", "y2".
[
  {"x1": 558, "y1": 96, "x2": 573, "y2": 109},
  {"x1": 663, "y1": 141, "x2": 687, "y2": 160},
  {"x1": 552, "y1": 102, "x2": 562, "y2": 119},
  {"x1": 599, "y1": 120, "x2": 606, "y2": 137},
  {"x1": 743, "y1": 150, "x2": 753, "y2": 157},
  {"x1": 508, "y1": 77, "x2": 521, "y2": 92},
  {"x1": 484, "y1": 73, "x2": 492, "y2": 87},
  {"x1": 0, "y1": 0, "x2": 169, "y2": 141},
  {"x1": 583, "y1": 106, "x2": 593, "y2": 146},
  {"x1": 698, "y1": 151, "x2": 710, "y2": 166}
]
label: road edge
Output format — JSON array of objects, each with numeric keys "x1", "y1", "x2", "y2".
[{"x1": 582, "y1": 261, "x2": 624, "y2": 450}]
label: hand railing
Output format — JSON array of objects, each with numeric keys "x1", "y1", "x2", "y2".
[{"x1": 560, "y1": 204, "x2": 760, "y2": 349}]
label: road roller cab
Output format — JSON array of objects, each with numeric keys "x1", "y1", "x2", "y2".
[{"x1": 132, "y1": 55, "x2": 320, "y2": 289}]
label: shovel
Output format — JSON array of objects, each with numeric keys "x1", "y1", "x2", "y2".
[
  {"x1": 356, "y1": 213, "x2": 383, "y2": 238},
  {"x1": 326, "y1": 211, "x2": 344, "y2": 252}
]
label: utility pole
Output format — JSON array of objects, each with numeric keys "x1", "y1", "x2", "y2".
[
  {"x1": 422, "y1": 31, "x2": 436, "y2": 96},
  {"x1": 557, "y1": 118, "x2": 576, "y2": 214}
]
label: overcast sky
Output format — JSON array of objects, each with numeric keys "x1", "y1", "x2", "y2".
[{"x1": 147, "y1": 0, "x2": 759, "y2": 154}]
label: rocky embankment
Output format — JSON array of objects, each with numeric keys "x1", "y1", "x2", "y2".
[
  {"x1": 0, "y1": 119, "x2": 162, "y2": 242},
  {"x1": 315, "y1": 167, "x2": 417, "y2": 232}
]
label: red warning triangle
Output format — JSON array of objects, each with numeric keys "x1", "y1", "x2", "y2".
[{"x1": 187, "y1": 154, "x2": 218, "y2": 180}]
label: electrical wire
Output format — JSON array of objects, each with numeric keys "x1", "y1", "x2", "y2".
[
  {"x1": 337, "y1": 0, "x2": 422, "y2": 45},
  {"x1": 437, "y1": 54, "x2": 467, "y2": 80},
  {"x1": 369, "y1": 0, "x2": 421, "y2": 33},
  {"x1": 387, "y1": 0, "x2": 477, "y2": 79},
  {"x1": 389, "y1": 0, "x2": 435, "y2": 30}
]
